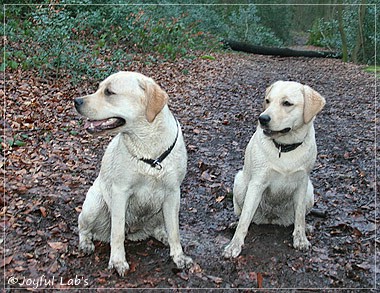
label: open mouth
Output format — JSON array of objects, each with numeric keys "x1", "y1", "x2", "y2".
[
  {"x1": 263, "y1": 127, "x2": 291, "y2": 137},
  {"x1": 84, "y1": 117, "x2": 126, "y2": 134}
]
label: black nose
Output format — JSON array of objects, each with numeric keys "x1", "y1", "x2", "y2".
[
  {"x1": 259, "y1": 114, "x2": 271, "y2": 126},
  {"x1": 74, "y1": 98, "x2": 83, "y2": 110}
]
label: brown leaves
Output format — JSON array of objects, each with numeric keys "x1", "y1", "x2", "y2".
[
  {"x1": 1, "y1": 256, "x2": 13, "y2": 267},
  {"x1": 3, "y1": 51, "x2": 376, "y2": 289},
  {"x1": 40, "y1": 206, "x2": 47, "y2": 218},
  {"x1": 48, "y1": 241, "x2": 68, "y2": 251}
]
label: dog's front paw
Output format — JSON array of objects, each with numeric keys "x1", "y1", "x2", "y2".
[
  {"x1": 173, "y1": 253, "x2": 193, "y2": 269},
  {"x1": 108, "y1": 257, "x2": 130, "y2": 277},
  {"x1": 223, "y1": 241, "x2": 242, "y2": 258},
  {"x1": 293, "y1": 231, "x2": 311, "y2": 251}
]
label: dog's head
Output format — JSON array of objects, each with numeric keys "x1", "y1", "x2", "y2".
[
  {"x1": 74, "y1": 71, "x2": 168, "y2": 135},
  {"x1": 259, "y1": 81, "x2": 325, "y2": 138}
]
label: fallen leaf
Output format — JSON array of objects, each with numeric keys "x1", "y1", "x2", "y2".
[
  {"x1": 353, "y1": 262, "x2": 371, "y2": 271},
  {"x1": 215, "y1": 195, "x2": 225, "y2": 203},
  {"x1": 257, "y1": 272, "x2": 263, "y2": 288},
  {"x1": 189, "y1": 263, "x2": 203, "y2": 274},
  {"x1": 48, "y1": 241, "x2": 67, "y2": 251},
  {"x1": 40, "y1": 206, "x2": 47, "y2": 217},
  {"x1": 1, "y1": 256, "x2": 13, "y2": 267},
  {"x1": 207, "y1": 275, "x2": 223, "y2": 284}
]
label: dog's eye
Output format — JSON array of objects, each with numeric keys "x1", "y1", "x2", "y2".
[
  {"x1": 265, "y1": 99, "x2": 270, "y2": 104},
  {"x1": 282, "y1": 101, "x2": 293, "y2": 107},
  {"x1": 105, "y1": 88, "x2": 115, "y2": 96}
]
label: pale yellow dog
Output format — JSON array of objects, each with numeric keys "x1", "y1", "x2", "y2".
[
  {"x1": 75, "y1": 71, "x2": 193, "y2": 276},
  {"x1": 224, "y1": 81, "x2": 325, "y2": 258}
]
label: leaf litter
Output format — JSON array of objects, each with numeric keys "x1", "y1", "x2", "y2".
[{"x1": 3, "y1": 52, "x2": 377, "y2": 289}]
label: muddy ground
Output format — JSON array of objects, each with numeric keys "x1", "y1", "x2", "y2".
[{"x1": 3, "y1": 52, "x2": 378, "y2": 290}]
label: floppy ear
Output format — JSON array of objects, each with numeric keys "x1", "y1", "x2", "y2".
[
  {"x1": 141, "y1": 79, "x2": 168, "y2": 123},
  {"x1": 302, "y1": 85, "x2": 326, "y2": 123}
]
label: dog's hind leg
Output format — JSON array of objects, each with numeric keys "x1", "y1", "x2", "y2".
[
  {"x1": 148, "y1": 213, "x2": 169, "y2": 245},
  {"x1": 305, "y1": 179, "x2": 314, "y2": 214},
  {"x1": 78, "y1": 178, "x2": 107, "y2": 254},
  {"x1": 152, "y1": 225, "x2": 169, "y2": 246},
  {"x1": 232, "y1": 170, "x2": 248, "y2": 216},
  {"x1": 305, "y1": 178, "x2": 315, "y2": 235},
  {"x1": 127, "y1": 224, "x2": 168, "y2": 246},
  {"x1": 127, "y1": 230, "x2": 149, "y2": 242}
]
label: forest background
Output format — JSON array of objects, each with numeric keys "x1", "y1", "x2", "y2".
[{"x1": 2, "y1": 0, "x2": 378, "y2": 85}]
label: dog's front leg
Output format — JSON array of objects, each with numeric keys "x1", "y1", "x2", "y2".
[
  {"x1": 292, "y1": 177, "x2": 311, "y2": 251},
  {"x1": 163, "y1": 188, "x2": 193, "y2": 269},
  {"x1": 108, "y1": 189, "x2": 130, "y2": 276},
  {"x1": 223, "y1": 182, "x2": 264, "y2": 258}
]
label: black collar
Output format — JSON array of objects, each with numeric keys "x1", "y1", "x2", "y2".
[
  {"x1": 273, "y1": 140, "x2": 303, "y2": 158},
  {"x1": 139, "y1": 119, "x2": 179, "y2": 170}
]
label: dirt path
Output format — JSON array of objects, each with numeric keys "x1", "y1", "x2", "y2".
[{"x1": 3, "y1": 52, "x2": 377, "y2": 290}]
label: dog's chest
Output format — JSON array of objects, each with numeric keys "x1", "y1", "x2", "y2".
[
  {"x1": 126, "y1": 177, "x2": 166, "y2": 218},
  {"x1": 265, "y1": 170, "x2": 304, "y2": 200}
]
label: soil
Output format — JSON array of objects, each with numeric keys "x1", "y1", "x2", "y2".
[{"x1": 3, "y1": 52, "x2": 378, "y2": 291}]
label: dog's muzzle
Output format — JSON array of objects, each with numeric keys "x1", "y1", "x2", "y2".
[
  {"x1": 73, "y1": 97, "x2": 126, "y2": 134},
  {"x1": 259, "y1": 114, "x2": 291, "y2": 136}
]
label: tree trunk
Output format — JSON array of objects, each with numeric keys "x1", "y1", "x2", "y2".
[
  {"x1": 225, "y1": 40, "x2": 342, "y2": 58},
  {"x1": 352, "y1": 0, "x2": 366, "y2": 63},
  {"x1": 337, "y1": 0, "x2": 348, "y2": 62}
]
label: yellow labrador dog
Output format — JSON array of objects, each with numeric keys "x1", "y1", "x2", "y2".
[
  {"x1": 74, "y1": 71, "x2": 193, "y2": 276},
  {"x1": 223, "y1": 81, "x2": 325, "y2": 258}
]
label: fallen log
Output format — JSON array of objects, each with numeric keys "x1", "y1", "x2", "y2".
[{"x1": 225, "y1": 40, "x2": 342, "y2": 59}]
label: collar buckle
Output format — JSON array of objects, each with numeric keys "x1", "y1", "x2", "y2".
[
  {"x1": 273, "y1": 140, "x2": 303, "y2": 158},
  {"x1": 151, "y1": 160, "x2": 163, "y2": 170}
]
